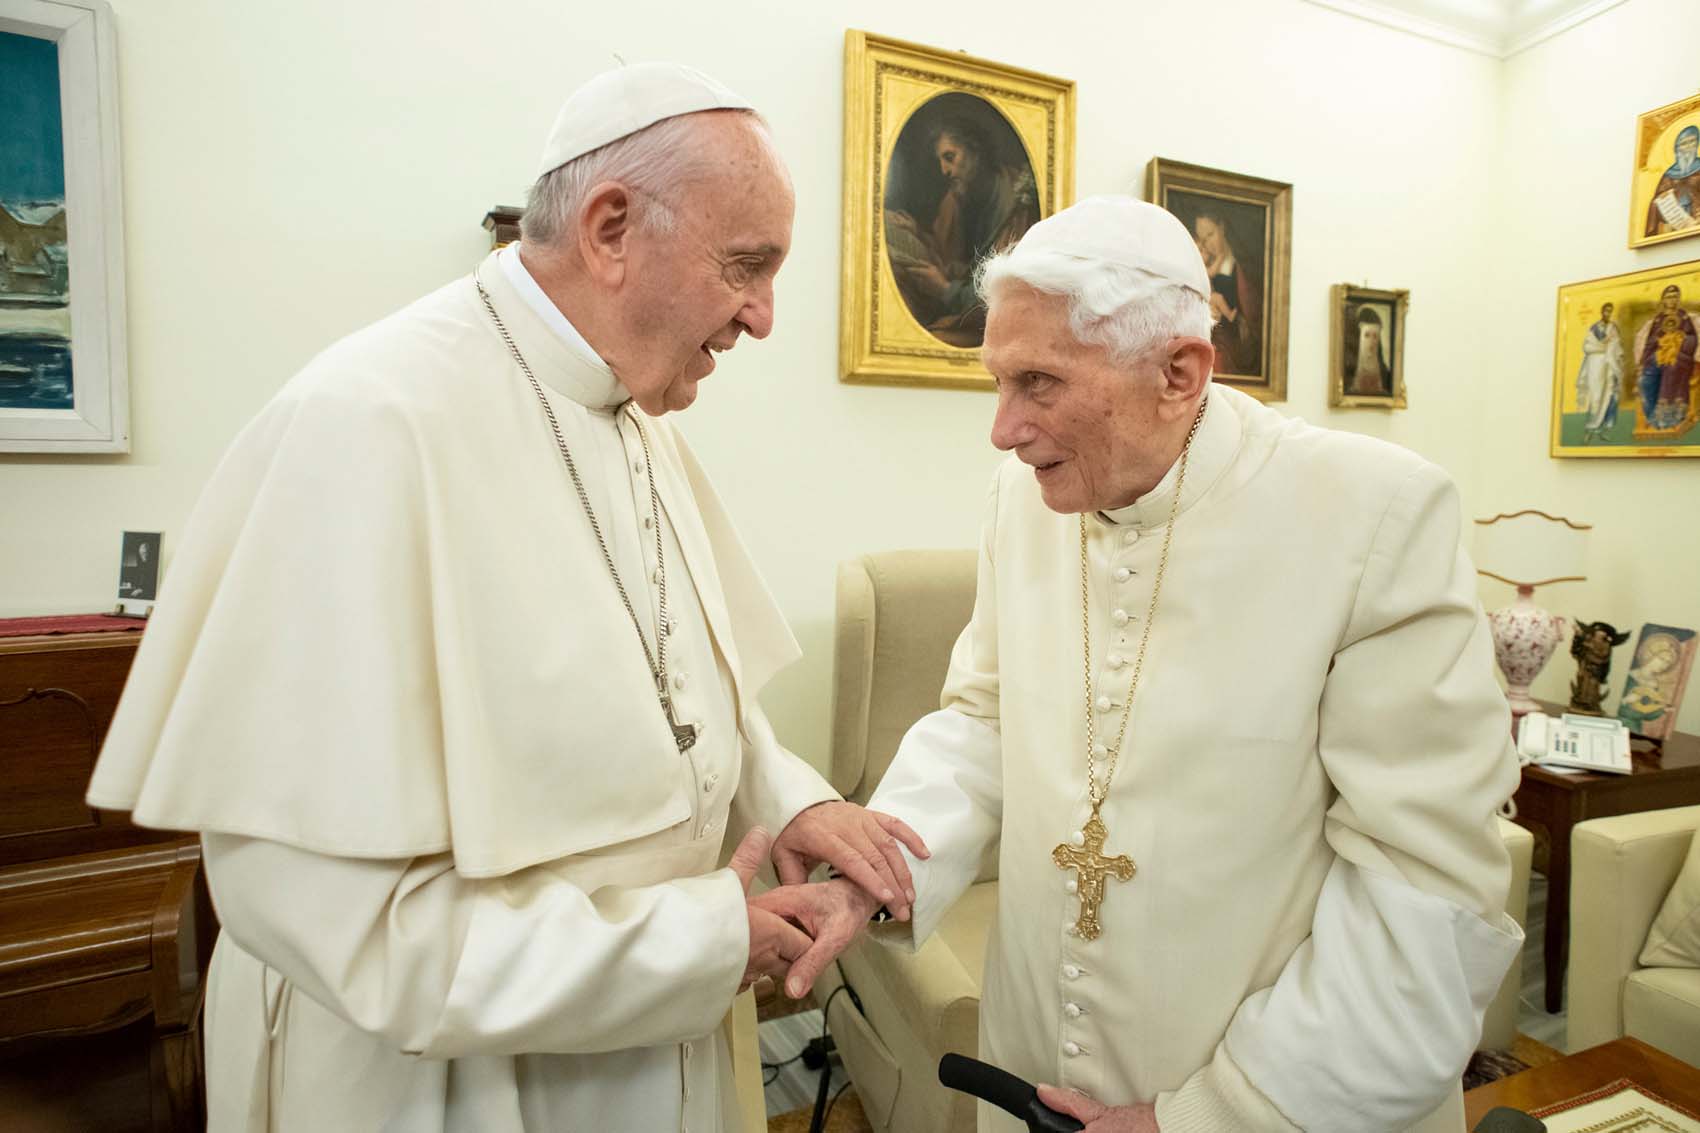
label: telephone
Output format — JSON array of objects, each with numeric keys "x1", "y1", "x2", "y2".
[{"x1": 1515, "y1": 712, "x2": 1631, "y2": 775}]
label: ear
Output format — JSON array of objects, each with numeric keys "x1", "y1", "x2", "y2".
[
  {"x1": 1158, "y1": 337, "x2": 1215, "y2": 408},
  {"x1": 574, "y1": 182, "x2": 635, "y2": 288}
]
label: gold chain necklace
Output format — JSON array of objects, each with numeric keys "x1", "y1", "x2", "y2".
[
  {"x1": 476, "y1": 279, "x2": 697, "y2": 752},
  {"x1": 1052, "y1": 397, "x2": 1207, "y2": 939}
]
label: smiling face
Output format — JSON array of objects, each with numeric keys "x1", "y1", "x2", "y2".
[
  {"x1": 983, "y1": 286, "x2": 1179, "y2": 514},
  {"x1": 615, "y1": 117, "x2": 794, "y2": 414}
]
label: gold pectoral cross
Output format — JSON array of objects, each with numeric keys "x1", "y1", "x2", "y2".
[{"x1": 1052, "y1": 807, "x2": 1136, "y2": 941}]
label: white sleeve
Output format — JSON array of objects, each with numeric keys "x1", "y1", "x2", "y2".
[
  {"x1": 727, "y1": 702, "x2": 842, "y2": 846},
  {"x1": 1157, "y1": 463, "x2": 1524, "y2": 1133},
  {"x1": 866, "y1": 471, "x2": 1006, "y2": 946},
  {"x1": 202, "y1": 832, "x2": 748, "y2": 1060}
]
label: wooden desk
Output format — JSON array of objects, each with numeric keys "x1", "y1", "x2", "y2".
[
  {"x1": 1463, "y1": 1038, "x2": 1700, "y2": 1127},
  {"x1": 1511, "y1": 707, "x2": 1700, "y2": 1011}
]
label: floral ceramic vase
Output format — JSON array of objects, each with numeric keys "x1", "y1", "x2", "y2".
[{"x1": 1486, "y1": 585, "x2": 1568, "y2": 716}]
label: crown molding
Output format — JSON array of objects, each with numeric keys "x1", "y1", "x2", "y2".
[{"x1": 1302, "y1": 0, "x2": 1630, "y2": 59}]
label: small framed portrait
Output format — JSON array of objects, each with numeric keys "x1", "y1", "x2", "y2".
[
  {"x1": 840, "y1": 30, "x2": 1074, "y2": 390},
  {"x1": 1550, "y1": 260, "x2": 1700, "y2": 457},
  {"x1": 1146, "y1": 159, "x2": 1291, "y2": 402},
  {"x1": 1328, "y1": 285, "x2": 1409, "y2": 409},
  {"x1": 116, "y1": 530, "x2": 161, "y2": 613},
  {"x1": 1629, "y1": 91, "x2": 1700, "y2": 250}
]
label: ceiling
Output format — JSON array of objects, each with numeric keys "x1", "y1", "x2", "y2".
[{"x1": 1302, "y1": 0, "x2": 1629, "y2": 57}]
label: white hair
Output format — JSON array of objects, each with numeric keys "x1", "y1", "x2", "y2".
[
  {"x1": 519, "y1": 108, "x2": 765, "y2": 246},
  {"x1": 976, "y1": 247, "x2": 1214, "y2": 365}
]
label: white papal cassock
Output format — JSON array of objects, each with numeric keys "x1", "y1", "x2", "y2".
[
  {"x1": 86, "y1": 246, "x2": 837, "y2": 1132},
  {"x1": 871, "y1": 383, "x2": 1523, "y2": 1133}
]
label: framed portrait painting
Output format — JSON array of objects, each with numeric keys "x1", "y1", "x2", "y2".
[
  {"x1": 1328, "y1": 285, "x2": 1408, "y2": 409},
  {"x1": 0, "y1": 0, "x2": 128, "y2": 452},
  {"x1": 1550, "y1": 260, "x2": 1700, "y2": 457},
  {"x1": 1147, "y1": 159, "x2": 1290, "y2": 402},
  {"x1": 840, "y1": 31, "x2": 1074, "y2": 389},
  {"x1": 1629, "y1": 91, "x2": 1700, "y2": 250}
]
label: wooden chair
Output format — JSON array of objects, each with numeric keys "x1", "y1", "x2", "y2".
[{"x1": 0, "y1": 631, "x2": 214, "y2": 1131}]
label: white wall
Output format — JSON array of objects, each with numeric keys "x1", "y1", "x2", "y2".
[
  {"x1": 1490, "y1": 0, "x2": 1700, "y2": 734},
  {"x1": 15, "y1": 0, "x2": 1667, "y2": 767}
]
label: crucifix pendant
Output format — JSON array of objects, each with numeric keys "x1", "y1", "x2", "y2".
[
  {"x1": 659, "y1": 693, "x2": 698, "y2": 752},
  {"x1": 1051, "y1": 806, "x2": 1136, "y2": 940}
]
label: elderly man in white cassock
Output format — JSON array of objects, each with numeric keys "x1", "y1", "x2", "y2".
[
  {"x1": 84, "y1": 64, "x2": 926, "y2": 1132},
  {"x1": 847, "y1": 196, "x2": 1524, "y2": 1133}
]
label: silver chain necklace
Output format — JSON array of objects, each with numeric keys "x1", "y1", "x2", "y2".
[{"x1": 476, "y1": 279, "x2": 697, "y2": 752}]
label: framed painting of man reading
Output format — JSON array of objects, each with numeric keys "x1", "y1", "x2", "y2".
[
  {"x1": 840, "y1": 31, "x2": 1074, "y2": 389},
  {"x1": 1329, "y1": 285, "x2": 1409, "y2": 409},
  {"x1": 1550, "y1": 261, "x2": 1700, "y2": 458},
  {"x1": 1147, "y1": 159, "x2": 1291, "y2": 402},
  {"x1": 1629, "y1": 91, "x2": 1700, "y2": 250}
]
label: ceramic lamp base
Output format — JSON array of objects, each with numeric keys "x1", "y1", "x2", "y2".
[{"x1": 1486, "y1": 586, "x2": 1567, "y2": 718}]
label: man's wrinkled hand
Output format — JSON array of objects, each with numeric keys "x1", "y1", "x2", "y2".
[
  {"x1": 749, "y1": 878, "x2": 881, "y2": 999},
  {"x1": 772, "y1": 801, "x2": 929, "y2": 921},
  {"x1": 730, "y1": 827, "x2": 812, "y2": 993},
  {"x1": 1035, "y1": 1084, "x2": 1158, "y2": 1132}
]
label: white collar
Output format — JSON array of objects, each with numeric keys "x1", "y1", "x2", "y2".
[
  {"x1": 499, "y1": 243, "x2": 616, "y2": 378},
  {"x1": 1210, "y1": 253, "x2": 1237, "y2": 277},
  {"x1": 1095, "y1": 383, "x2": 1241, "y2": 530}
]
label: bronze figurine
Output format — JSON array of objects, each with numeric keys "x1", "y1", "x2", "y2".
[{"x1": 1568, "y1": 620, "x2": 1632, "y2": 715}]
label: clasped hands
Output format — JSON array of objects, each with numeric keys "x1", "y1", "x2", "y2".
[{"x1": 730, "y1": 801, "x2": 928, "y2": 1000}]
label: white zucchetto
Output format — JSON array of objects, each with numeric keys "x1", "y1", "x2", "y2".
[
  {"x1": 536, "y1": 62, "x2": 753, "y2": 179},
  {"x1": 1012, "y1": 195, "x2": 1211, "y2": 299}
]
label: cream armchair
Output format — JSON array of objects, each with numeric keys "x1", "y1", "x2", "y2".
[
  {"x1": 1567, "y1": 805, "x2": 1700, "y2": 1065},
  {"x1": 818, "y1": 550, "x2": 1535, "y2": 1133}
]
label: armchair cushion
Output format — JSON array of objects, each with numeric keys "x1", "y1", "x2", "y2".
[
  {"x1": 1622, "y1": 967, "x2": 1700, "y2": 1065},
  {"x1": 1640, "y1": 824, "x2": 1700, "y2": 969}
]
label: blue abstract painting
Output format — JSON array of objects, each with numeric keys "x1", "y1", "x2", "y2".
[{"x1": 0, "y1": 31, "x2": 72, "y2": 411}]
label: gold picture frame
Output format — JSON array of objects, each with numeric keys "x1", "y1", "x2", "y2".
[
  {"x1": 1550, "y1": 260, "x2": 1700, "y2": 458},
  {"x1": 1328, "y1": 284, "x2": 1409, "y2": 409},
  {"x1": 839, "y1": 30, "x2": 1074, "y2": 390},
  {"x1": 1629, "y1": 91, "x2": 1700, "y2": 250},
  {"x1": 1147, "y1": 159, "x2": 1290, "y2": 403}
]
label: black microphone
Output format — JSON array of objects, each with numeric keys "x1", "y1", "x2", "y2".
[
  {"x1": 1473, "y1": 1107, "x2": 1545, "y2": 1132},
  {"x1": 938, "y1": 1053, "x2": 1085, "y2": 1132}
]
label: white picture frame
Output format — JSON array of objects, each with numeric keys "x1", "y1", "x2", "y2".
[{"x1": 0, "y1": 0, "x2": 128, "y2": 453}]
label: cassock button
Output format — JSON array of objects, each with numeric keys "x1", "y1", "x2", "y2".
[
  {"x1": 1063, "y1": 964, "x2": 1081, "y2": 980},
  {"x1": 1064, "y1": 1002, "x2": 1082, "y2": 1019},
  {"x1": 1106, "y1": 654, "x2": 1124, "y2": 669},
  {"x1": 1066, "y1": 879, "x2": 1078, "y2": 894},
  {"x1": 1113, "y1": 567, "x2": 1132, "y2": 583},
  {"x1": 1063, "y1": 1041, "x2": 1081, "y2": 1057},
  {"x1": 1095, "y1": 695, "x2": 1112, "y2": 712},
  {"x1": 1112, "y1": 609, "x2": 1130, "y2": 626},
  {"x1": 695, "y1": 720, "x2": 706, "y2": 737},
  {"x1": 1065, "y1": 924, "x2": 1079, "y2": 937},
  {"x1": 1070, "y1": 831, "x2": 1086, "y2": 847},
  {"x1": 674, "y1": 672, "x2": 688, "y2": 690},
  {"x1": 633, "y1": 460, "x2": 643, "y2": 474},
  {"x1": 703, "y1": 774, "x2": 718, "y2": 792},
  {"x1": 652, "y1": 568, "x2": 662, "y2": 585},
  {"x1": 1091, "y1": 743, "x2": 1107, "y2": 758},
  {"x1": 643, "y1": 515, "x2": 654, "y2": 530},
  {"x1": 684, "y1": 1043, "x2": 693, "y2": 1061},
  {"x1": 1123, "y1": 530, "x2": 1139, "y2": 546}
]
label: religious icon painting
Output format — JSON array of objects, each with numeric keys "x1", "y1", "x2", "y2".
[
  {"x1": 839, "y1": 31, "x2": 1074, "y2": 389},
  {"x1": 0, "y1": 0, "x2": 129, "y2": 453},
  {"x1": 1146, "y1": 159, "x2": 1291, "y2": 403},
  {"x1": 1327, "y1": 285, "x2": 1409, "y2": 410},
  {"x1": 1550, "y1": 260, "x2": 1700, "y2": 457},
  {"x1": 1616, "y1": 623, "x2": 1697, "y2": 742},
  {"x1": 1629, "y1": 91, "x2": 1700, "y2": 250}
]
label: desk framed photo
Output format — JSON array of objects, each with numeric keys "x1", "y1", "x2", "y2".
[
  {"x1": 1147, "y1": 159, "x2": 1291, "y2": 403},
  {"x1": 839, "y1": 31, "x2": 1074, "y2": 390},
  {"x1": 0, "y1": 0, "x2": 129, "y2": 453}
]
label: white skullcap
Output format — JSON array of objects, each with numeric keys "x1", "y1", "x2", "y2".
[
  {"x1": 1011, "y1": 195, "x2": 1211, "y2": 299},
  {"x1": 536, "y1": 62, "x2": 753, "y2": 180}
]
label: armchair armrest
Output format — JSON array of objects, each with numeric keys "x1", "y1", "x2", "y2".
[{"x1": 1568, "y1": 805, "x2": 1700, "y2": 1051}]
